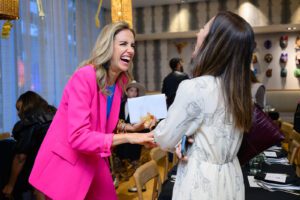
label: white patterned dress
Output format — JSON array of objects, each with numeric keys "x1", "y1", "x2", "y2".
[{"x1": 154, "y1": 76, "x2": 245, "y2": 200}]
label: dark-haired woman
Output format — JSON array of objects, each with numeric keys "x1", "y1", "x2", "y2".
[
  {"x1": 152, "y1": 11, "x2": 255, "y2": 200},
  {"x1": 2, "y1": 91, "x2": 56, "y2": 200}
]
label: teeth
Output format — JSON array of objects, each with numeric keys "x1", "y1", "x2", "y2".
[{"x1": 121, "y1": 58, "x2": 129, "y2": 63}]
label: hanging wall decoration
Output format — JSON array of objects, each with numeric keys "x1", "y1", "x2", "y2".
[
  {"x1": 296, "y1": 36, "x2": 300, "y2": 68},
  {"x1": 95, "y1": 0, "x2": 103, "y2": 28},
  {"x1": 294, "y1": 68, "x2": 300, "y2": 78},
  {"x1": 296, "y1": 52, "x2": 300, "y2": 68},
  {"x1": 252, "y1": 54, "x2": 258, "y2": 64},
  {"x1": 264, "y1": 53, "x2": 273, "y2": 63},
  {"x1": 280, "y1": 68, "x2": 287, "y2": 78},
  {"x1": 174, "y1": 42, "x2": 188, "y2": 55},
  {"x1": 1, "y1": 20, "x2": 13, "y2": 39},
  {"x1": 111, "y1": 0, "x2": 133, "y2": 28},
  {"x1": 279, "y1": 35, "x2": 288, "y2": 49},
  {"x1": 296, "y1": 36, "x2": 300, "y2": 49},
  {"x1": 264, "y1": 40, "x2": 272, "y2": 49},
  {"x1": 280, "y1": 53, "x2": 288, "y2": 64},
  {"x1": 266, "y1": 68, "x2": 272, "y2": 78}
]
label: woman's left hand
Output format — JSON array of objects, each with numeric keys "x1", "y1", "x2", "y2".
[
  {"x1": 175, "y1": 136, "x2": 194, "y2": 161},
  {"x1": 127, "y1": 132, "x2": 156, "y2": 146}
]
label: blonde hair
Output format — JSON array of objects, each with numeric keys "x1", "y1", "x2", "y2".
[{"x1": 79, "y1": 21, "x2": 135, "y2": 94}]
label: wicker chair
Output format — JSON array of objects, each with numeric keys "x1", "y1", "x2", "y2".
[{"x1": 280, "y1": 121, "x2": 293, "y2": 151}]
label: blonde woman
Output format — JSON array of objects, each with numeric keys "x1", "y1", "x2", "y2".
[{"x1": 29, "y1": 22, "x2": 154, "y2": 200}]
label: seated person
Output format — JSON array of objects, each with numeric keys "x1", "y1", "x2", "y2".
[
  {"x1": 2, "y1": 91, "x2": 56, "y2": 200},
  {"x1": 113, "y1": 81, "x2": 155, "y2": 192},
  {"x1": 0, "y1": 135, "x2": 16, "y2": 199}
]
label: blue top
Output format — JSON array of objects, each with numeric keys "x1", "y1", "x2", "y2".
[{"x1": 106, "y1": 84, "x2": 116, "y2": 119}]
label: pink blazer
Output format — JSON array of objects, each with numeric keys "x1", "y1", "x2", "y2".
[{"x1": 29, "y1": 65, "x2": 124, "y2": 200}]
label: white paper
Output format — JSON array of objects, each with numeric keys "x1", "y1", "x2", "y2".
[
  {"x1": 263, "y1": 151, "x2": 277, "y2": 157},
  {"x1": 267, "y1": 146, "x2": 282, "y2": 151},
  {"x1": 248, "y1": 176, "x2": 260, "y2": 188},
  {"x1": 258, "y1": 181, "x2": 300, "y2": 190},
  {"x1": 265, "y1": 173, "x2": 287, "y2": 183},
  {"x1": 127, "y1": 94, "x2": 167, "y2": 123},
  {"x1": 265, "y1": 157, "x2": 290, "y2": 165}
]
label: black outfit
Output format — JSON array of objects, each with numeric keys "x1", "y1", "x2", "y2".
[
  {"x1": 10, "y1": 110, "x2": 55, "y2": 199},
  {"x1": 0, "y1": 139, "x2": 16, "y2": 193},
  {"x1": 162, "y1": 71, "x2": 189, "y2": 108},
  {"x1": 115, "y1": 100, "x2": 142, "y2": 161},
  {"x1": 162, "y1": 71, "x2": 189, "y2": 162}
]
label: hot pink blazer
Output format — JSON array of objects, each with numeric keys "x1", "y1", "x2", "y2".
[{"x1": 29, "y1": 65, "x2": 124, "y2": 200}]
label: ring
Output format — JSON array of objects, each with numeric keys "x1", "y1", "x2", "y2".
[{"x1": 153, "y1": 137, "x2": 156, "y2": 143}]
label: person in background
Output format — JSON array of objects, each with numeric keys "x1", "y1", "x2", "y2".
[
  {"x1": 250, "y1": 70, "x2": 266, "y2": 109},
  {"x1": 162, "y1": 57, "x2": 189, "y2": 163},
  {"x1": 162, "y1": 57, "x2": 189, "y2": 109},
  {"x1": 113, "y1": 80, "x2": 149, "y2": 192},
  {"x1": 2, "y1": 91, "x2": 56, "y2": 200},
  {"x1": 152, "y1": 11, "x2": 255, "y2": 200},
  {"x1": 29, "y1": 22, "x2": 155, "y2": 200}
]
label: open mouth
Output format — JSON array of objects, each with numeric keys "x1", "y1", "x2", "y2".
[
  {"x1": 121, "y1": 58, "x2": 129, "y2": 63},
  {"x1": 121, "y1": 57, "x2": 130, "y2": 64}
]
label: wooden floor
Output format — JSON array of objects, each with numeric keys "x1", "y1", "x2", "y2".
[{"x1": 116, "y1": 160, "x2": 167, "y2": 200}]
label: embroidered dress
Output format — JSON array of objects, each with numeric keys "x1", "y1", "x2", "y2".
[{"x1": 154, "y1": 76, "x2": 244, "y2": 200}]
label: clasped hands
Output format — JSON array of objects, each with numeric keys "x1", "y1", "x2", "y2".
[{"x1": 117, "y1": 116, "x2": 157, "y2": 148}]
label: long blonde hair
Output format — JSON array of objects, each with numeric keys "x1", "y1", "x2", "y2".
[{"x1": 79, "y1": 21, "x2": 135, "y2": 94}]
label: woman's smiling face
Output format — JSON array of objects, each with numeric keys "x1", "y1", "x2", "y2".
[{"x1": 109, "y1": 29, "x2": 135, "y2": 74}]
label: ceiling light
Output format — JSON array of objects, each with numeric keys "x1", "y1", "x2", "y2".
[
  {"x1": 293, "y1": 27, "x2": 297, "y2": 30},
  {"x1": 287, "y1": 27, "x2": 292, "y2": 30}
]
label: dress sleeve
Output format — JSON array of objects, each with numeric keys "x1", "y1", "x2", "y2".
[
  {"x1": 153, "y1": 80, "x2": 204, "y2": 152},
  {"x1": 66, "y1": 70, "x2": 113, "y2": 157}
]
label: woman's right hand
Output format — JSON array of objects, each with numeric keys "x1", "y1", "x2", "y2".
[{"x1": 2, "y1": 184, "x2": 13, "y2": 198}]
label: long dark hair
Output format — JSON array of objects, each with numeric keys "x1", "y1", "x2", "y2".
[
  {"x1": 192, "y1": 11, "x2": 255, "y2": 132},
  {"x1": 16, "y1": 91, "x2": 50, "y2": 120}
]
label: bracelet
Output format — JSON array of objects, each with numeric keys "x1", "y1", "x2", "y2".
[
  {"x1": 117, "y1": 119, "x2": 125, "y2": 134},
  {"x1": 124, "y1": 124, "x2": 127, "y2": 133},
  {"x1": 121, "y1": 123, "x2": 126, "y2": 133}
]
